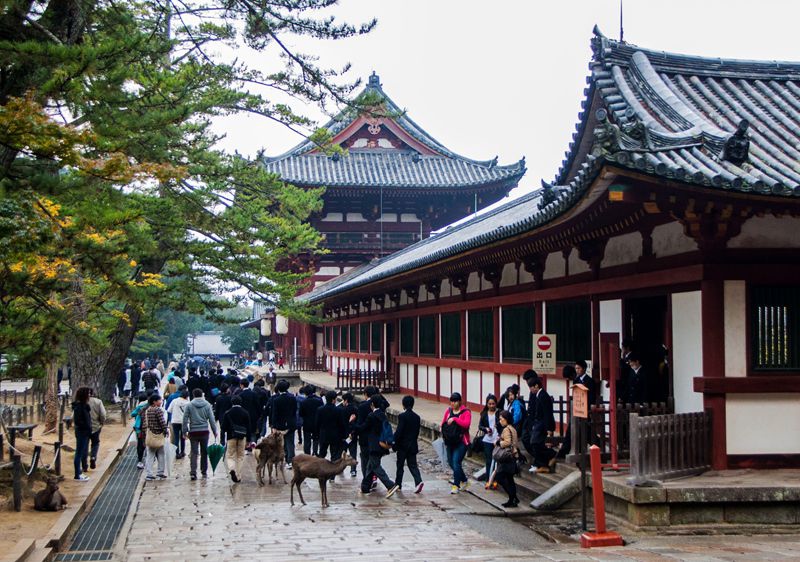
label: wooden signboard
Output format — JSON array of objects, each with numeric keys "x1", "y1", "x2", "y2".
[{"x1": 573, "y1": 383, "x2": 589, "y2": 419}]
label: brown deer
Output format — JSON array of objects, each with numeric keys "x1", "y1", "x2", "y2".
[
  {"x1": 34, "y1": 477, "x2": 68, "y2": 511},
  {"x1": 254, "y1": 430, "x2": 287, "y2": 486},
  {"x1": 290, "y1": 452, "x2": 358, "y2": 508}
]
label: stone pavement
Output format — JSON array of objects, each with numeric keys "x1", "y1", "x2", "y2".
[{"x1": 114, "y1": 445, "x2": 800, "y2": 562}]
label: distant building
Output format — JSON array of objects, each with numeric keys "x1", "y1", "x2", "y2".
[{"x1": 188, "y1": 331, "x2": 234, "y2": 358}]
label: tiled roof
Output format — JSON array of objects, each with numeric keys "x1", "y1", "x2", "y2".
[
  {"x1": 557, "y1": 26, "x2": 800, "y2": 195},
  {"x1": 302, "y1": 30, "x2": 800, "y2": 304},
  {"x1": 263, "y1": 73, "x2": 526, "y2": 189}
]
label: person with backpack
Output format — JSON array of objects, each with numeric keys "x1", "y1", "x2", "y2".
[
  {"x1": 221, "y1": 395, "x2": 251, "y2": 483},
  {"x1": 130, "y1": 392, "x2": 149, "y2": 469},
  {"x1": 142, "y1": 368, "x2": 160, "y2": 393},
  {"x1": 441, "y1": 392, "x2": 472, "y2": 494},
  {"x1": 393, "y1": 395, "x2": 424, "y2": 493},
  {"x1": 351, "y1": 395, "x2": 399, "y2": 498}
]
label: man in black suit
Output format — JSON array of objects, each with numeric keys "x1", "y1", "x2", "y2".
[
  {"x1": 268, "y1": 379, "x2": 298, "y2": 466},
  {"x1": 574, "y1": 359, "x2": 596, "y2": 407},
  {"x1": 299, "y1": 385, "x2": 323, "y2": 456},
  {"x1": 627, "y1": 354, "x2": 648, "y2": 405},
  {"x1": 528, "y1": 376, "x2": 557, "y2": 473},
  {"x1": 237, "y1": 379, "x2": 261, "y2": 441},
  {"x1": 393, "y1": 395, "x2": 424, "y2": 493},
  {"x1": 338, "y1": 392, "x2": 358, "y2": 477},
  {"x1": 355, "y1": 386, "x2": 379, "y2": 480},
  {"x1": 316, "y1": 390, "x2": 346, "y2": 467}
]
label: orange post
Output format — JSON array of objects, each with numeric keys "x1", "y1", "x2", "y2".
[{"x1": 580, "y1": 445, "x2": 623, "y2": 548}]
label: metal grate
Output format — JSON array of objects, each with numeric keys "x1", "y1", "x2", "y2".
[{"x1": 55, "y1": 444, "x2": 139, "y2": 561}]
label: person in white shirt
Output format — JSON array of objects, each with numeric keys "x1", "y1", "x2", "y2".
[
  {"x1": 478, "y1": 394, "x2": 500, "y2": 488},
  {"x1": 167, "y1": 389, "x2": 190, "y2": 459}
]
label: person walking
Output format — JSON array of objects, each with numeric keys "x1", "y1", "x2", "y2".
[
  {"x1": 351, "y1": 395, "x2": 399, "y2": 498},
  {"x1": 478, "y1": 394, "x2": 499, "y2": 488},
  {"x1": 338, "y1": 392, "x2": 358, "y2": 477},
  {"x1": 87, "y1": 388, "x2": 106, "y2": 471},
  {"x1": 72, "y1": 387, "x2": 93, "y2": 482},
  {"x1": 317, "y1": 390, "x2": 346, "y2": 462},
  {"x1": 393, "y1": 395, "x2": 424, "y2": 493},
  {"x1": 354, "y1": 386, "x2": 378, "y2": 480},
  {"x1": 494, "y1": 410, "x2": 520, "y2": 507},
  {"x1": 268, "y1": 380, "x2": 297, "y2": 467},
  {"x1": 143, "y1": 394, "x2": 168, "y2": 481},
  {"x1": 238, "y1": 379, "x2": 260, "y2": 443},
  {"x1": 167, "y1": 388, "x2": 190, "y2": 459},
  {"x1": 299, "y1": 385, "x2": 323, "y2": 456},
  {"x1": 213, "y1": 383, "x2": 232, "y2": 445},
  {"x1": 528, "y1": 375, "x2": 557, "y2": 473},
  {"x1": 441, "y1": 392, "x2": 471, "y2": 494},
  {"x1": 131, "y1": 392, "x2": 148, "y2": 469},
  {"x1": 182, "y1": 388, "x2": 218, "y2": 480},
  {"x1": 221, "y1": 395, "x2": 251, "y2": 483}
]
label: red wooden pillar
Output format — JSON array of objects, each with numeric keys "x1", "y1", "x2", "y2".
[
  {"x1": 701, "y1": 279, "x2": 727, "y2": 470},
  {"x1": 591, "y1": 296, "x2": 600, "y2": 381}
]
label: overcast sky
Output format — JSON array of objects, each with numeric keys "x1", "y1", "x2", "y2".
[{"x1": 214, "y1": 0, "x2": 800, "y2": 201}]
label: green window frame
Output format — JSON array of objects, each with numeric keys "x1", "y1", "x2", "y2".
[
  {"x1": 468, "y1": 309, "x2": 494, "y2": 360},
  {"x1": 349, "y1": 324, "x2": 358, "y2": 352},
  {"x1": 419, "y1": 315, "x2": 436, "y2": 356},
  {"x1": 751, "y1": 285, "x2": 800, "y2": 371},
  {"x1": 546, "y1": 300, "x2": 591, "y2": 362},
  {"x1": 400, "y1": 317, "x2": 414, "y2": 355},
  {"x1": 502, "y1": 305, "x2": 534, "y2": 362},
  {"x1": 333, "y1": 326, "x2": 340, "y2": 351},
  {"x1": 441, "y1": 312, "x2": 461, "y2": 358},
  {"x1": 371, "y1": 321, "x2": 382, "y2": 353},
  {"x1": 359, "y1": 323, "x2": 369, "y2": 353}
]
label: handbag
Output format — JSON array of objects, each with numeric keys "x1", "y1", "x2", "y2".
[
  {"x1": 470, "y1": 431, "x2": 485, "y2": 454},
  {"x1": 492, "y1": 444, "x2": 515, "y2": 463},
  {"x1": 145, "y1": 429, "x2": 166, "y2": 449},
  {"x1": 231, "y1": 423, "x2": 248, "y2": 440}
]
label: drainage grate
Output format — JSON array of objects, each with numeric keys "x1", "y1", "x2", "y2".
[{"x1": 55, "y1": 444, "x2": 139, "y2": 562}]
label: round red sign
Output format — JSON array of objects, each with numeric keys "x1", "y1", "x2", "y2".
[{"x1": 537, "y1": 336, "x2": 552, "y2": 350}]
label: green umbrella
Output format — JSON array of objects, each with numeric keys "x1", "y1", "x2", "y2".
[{"x1": 207, "y1": 443, "x2": 225, "y2": 473}]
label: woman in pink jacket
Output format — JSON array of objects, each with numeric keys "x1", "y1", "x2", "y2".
[{"x1": 441, "y1": 392, "x2": 472, "y2": 494}]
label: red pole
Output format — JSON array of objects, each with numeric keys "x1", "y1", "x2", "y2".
[{"x1": 581, "y1": 444, "x2": 623, "y2": 548}]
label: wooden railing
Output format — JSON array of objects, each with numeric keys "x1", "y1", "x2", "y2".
[
  {"x1": 590, "y1": 400, "x2": 673, "y2": 459},
  {"x1": 336, "y1": 369, "x2": 398, "y2": 394},
  {"x1": 628, "y1": 411, "x2": 710, "y2": 484},
  {"x1": 290, "y1": 356, "x2": 326, "y2": 371}
]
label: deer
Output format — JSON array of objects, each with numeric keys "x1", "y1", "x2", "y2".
[
  {"x1": 290, "y1": 452, "x2": 358, "y2": 508},
  {"x1": 34, "y1": 477, "x2": 68, "y2": 511},
  {"x1": 254, "y1": 430, "x2": 287, "y2": 486}
]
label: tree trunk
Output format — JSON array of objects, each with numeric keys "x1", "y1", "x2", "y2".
[{"x1": 44, "y1": 360, "x2": 59, "y2": 433}]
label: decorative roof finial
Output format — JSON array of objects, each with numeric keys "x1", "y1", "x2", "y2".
[
  {"x1": 368, "y1": 71, "x2": 380, "y2": 88},
  {"x1": 722, "y1": 119, "x2": 750, "y2": 165}
]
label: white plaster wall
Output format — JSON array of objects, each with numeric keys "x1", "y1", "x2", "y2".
[
  {"x1": 547, "y1": 377, "x2": 568, "y2": 401},
  {"x1": 467, "y1": 271, "x2": 481, "y2": 293},
  {"x1": 519, "y1": 266, "x2": 534, "y2": 285},
  {"x1": 568, "y1": 250, "x2": 590, "y2": 275},
  {"x1": 451, "y1": 370, "x2": 462, "y2": 395},
  {"x1": 602, "y1": 232, "x2": 642, "y2": 268},
  {"x1": 599, "y1": 299, "x2": 623, "y2": 403},
  {"x1": 317, "y1": 266, "x2": 340, "y2": 276},
  {"x1": 440, "y1": 278, "x2": 452, "y2": 299},
  {"x1": 399, "y1": 363, "x2": 410, "y2": 389},
  {"x1": 671, "y1": 291, "x2": 705, "y2": 414},
  {"x1": 729, "y1": 215, "x2": 800, "y2": 248},
  {"x1": 724, "y1": 281, "x2": 747, "y2": 377},
  {"x1": 543, "y1": 252, "x2": 566, "y2": 280},
  {"x1": 727, "y1": 394, "x2": 800, "y2": 454},
  {"x1": 378, "y1": 213, "x2": 397, "y2": 222},
  {"x1": 400, "y1": 213, "x2": 420, "y2": 223},
  {"x1": 652, "y1": 221, "x2": 698, "y2": 257},
  {"x1": 418, "y1": 285, "x2": 428, "y2": 303},
  {"x1": 500, "y1": 263, "x2": 517, "y2": 288},
  {"x1": 320, "y1": 212, "x2": 343, "y2": 222},
  {"x1": 440, "y1": 367, "x2": 452, "y2": 398},
  {"x1": 342, "y1": 266, "x2": 354, "y2": 273},
  {"x1": 400, "y1": 290, "x2": 408, "y2": 306},
  {"x1": 467, "y1": 369, "x2": 481, "y2": 405},
  {"x1": 481, "y1": 372, "x2": 494, "y2": 402},
  {"x1": 499, "y1": 374, "x2": 518, "y2": 395},
  {"x1": 418, "y1": 365, "x2": 428, "y2": 393},
  {"x1": 345, "y1": 212, "x2": 367, "y2": 222}
]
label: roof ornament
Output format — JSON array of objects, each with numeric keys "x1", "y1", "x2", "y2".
[
  {"x1": 592, "y1": 107, "x2": 651, "y2": 159},
  {"x1": 330, "y1": 152, "x2": 340, "y2": 162},
  {"x1": 722, "y1": 119, "x2": 750, "y2": 165},
  {"x1": 591, "y1": 108, "x2": 623, "y2": 157},
  {"x1": 412, "y1": 152, "x2": 421, "y2": 163},
  {"x1": 538, "y1": 180, "x2": 557, "y2": 211},
  {"x1": 368, "y1": 71, "x2": 380, "y2": 88},
  {"x1": 489, "y1": 156, "x2": 498, "y2": 169}
]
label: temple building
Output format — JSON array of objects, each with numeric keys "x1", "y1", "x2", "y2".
[
  {"x1": 262, "y1": 72, "x2": 526, "y2": 357},
  {"x1": 304, "y1": 27, "x2": 800, "y2": 472}
]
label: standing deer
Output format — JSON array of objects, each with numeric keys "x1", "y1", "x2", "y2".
[
  {"x1": 254, "y1": 430, "x2": 287, "y2": 486},
  {"x1": 290, "y1": 452, "x2": 358, "y2": 508}
]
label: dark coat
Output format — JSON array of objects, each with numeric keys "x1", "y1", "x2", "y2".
[
  {"x1": 628, "y1": 366, "x2": 648, "y2": 405},
  {"x1": 130, "y1": 365, "x2": 141, "y2": 393},
  {"x1": 72, "y1": 402, "x2": 92, "y2": 433},
  {"x1": 530, "y1": 388, "x2": 555, "y2": 444},
  {"x1": 354, "y1": 400, "x2": 372, "y2": 446},
  {"x1": 575, "y1": 373, "x2": 596, "y2": 406},
  {"x1": 393, "y1": 410, "x2": 420, "y2": 454},
  {"x1": 269, "y1": 392, "x2": 297, "y2": 431},
  {"x1": 186, "y1": 375, "x2": 209, "y2": 399},
  {"x1": 316, "y1": 402, "x2": 346, "y2": 445},
  {"x1": 338, "y1": 403, "x2": 357, "y2": 438},
  {"x1": 299, "y1": 394, "x2": 323, "y2": 434},
  {"x1": 221, "y1": 405, "x2": 251, "y2": 442},
  {"x1": 238, "y1": 388, "x2": 260, "y2": 432},
  {"x1": 354, "y1": 407, "x2": 390, "y2": 455},
  {"x1": 214, "y1": 393, "x2": 232, "y2": 425},
  {"x1": 254, "y1": 387, "x2": 270, "y2": 417}
]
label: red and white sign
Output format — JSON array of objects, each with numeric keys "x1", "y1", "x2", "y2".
[{"x1": 533, "y1": 333, "x2": 557, "y2": 375}]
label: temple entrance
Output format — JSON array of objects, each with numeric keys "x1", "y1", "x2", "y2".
[{"x1": 624, "y1": 295, "x2": 671, "y2": 404}]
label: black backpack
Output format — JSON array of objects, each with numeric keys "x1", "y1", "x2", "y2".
[{"x1": 441, "y1": 409, "x2": 464, "y2": 447}]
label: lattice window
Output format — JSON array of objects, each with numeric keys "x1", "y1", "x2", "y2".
[
  {"x1": 419, "y1": 315, "x2": 435, "y2": 356},
  {"x1": 503, "y1": 305, "x2": 534, "y2": 362},
  {"x1": 400, "y1": 317, "x2": 414, "y2": 355},
  {"x1": 546, "y1": 300, "x2": 591, "y2": 362},
  {"x1": 752, "y1": 286, "x2": 800, "y2": 371},
  {"x1": 469, "y1": 309, "x2": 494, "y2": 360},
  {"x1": 441, "y1": 312, "x2": 461, "y2": 358},
  {"x1": 333, "y1": 326, "x2": 340, "y2": 351},
  {"x1": 371, "y1": 322, "x2": 382, "y2": 353},
  {"x1": 349, "y1": 324, "x2": 358, "y2": 353},
  {"x1": 359, "y1": 323, "x2": 369, "y2": 353}
]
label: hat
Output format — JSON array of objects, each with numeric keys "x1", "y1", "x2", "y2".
[{"x1": 449, "y1": 392, "x2": 462, "y2": 402}]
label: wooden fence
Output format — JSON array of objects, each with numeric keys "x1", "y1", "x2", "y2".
[
  {"x1": 290, "y1": 356, "x2": 326, "y2": 372},
  {"x1": 336, "y1": 369, "x2": 398, "y2": 394},
  {"x1": 628, "y1": 411, "x2": 710, "y2": 484}
]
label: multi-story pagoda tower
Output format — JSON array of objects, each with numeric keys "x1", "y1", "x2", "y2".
[
  {"x1": 262, "y1": 72, "x2": 526, "y2": 358},
  {"x1": 264, "y1": 72, "x2": 527, "y2": 288}
]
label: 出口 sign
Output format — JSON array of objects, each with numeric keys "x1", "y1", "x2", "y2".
[{"x1": 532, "y1": 333, "x2": 556, "y2": 375}]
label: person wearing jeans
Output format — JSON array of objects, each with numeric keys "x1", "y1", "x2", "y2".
[
  {"x1": 167, "y1": 388, "x2": 190, "y2": 458},
  {"x1": 478, "y1": 394, "x2": 499, "y2": 486},
  {"x1": 71, "y1": 387, "x2": 93, "y2": 482},
  {"x1": 182, "y1": 388, "x2": 218, "y2": 480},
  {"x1": 442, "y1": 392, "x2": 472, "y2": 494}
]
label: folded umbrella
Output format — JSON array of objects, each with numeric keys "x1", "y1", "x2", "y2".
[{"x1": 207, "y1": 442, "x2": 225, "y2": 473}]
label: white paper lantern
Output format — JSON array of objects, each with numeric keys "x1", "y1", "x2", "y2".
[
  {"x1": 260, "y1": 318, "x2": 272, "y2": 337},
  {"x1": 276, "y1": 314, "x2": 289, "y2": 335}
]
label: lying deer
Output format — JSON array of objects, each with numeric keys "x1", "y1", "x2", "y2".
[
  {"x1": 254, "y1": 430, "x2": 287, "y2": 486},
  {"x1": 34, "y1": 477, "x2": 68, "y2": 511},
  {"x1": 290, "y1": 452, "x2": 358, "y2": 508}
]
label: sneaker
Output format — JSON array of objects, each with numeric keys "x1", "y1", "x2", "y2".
[
  {"x1": 450, "y1": 485, "x2": 459, "y2": 494},
  {"x1": 75, "y1": 474, "x2": 90, "y2": 482},
  {"x1": 386, "y1": 484, "x2": 400, "y2": 498},
  {"x1": 350, "y1": 469, "x2": 357, "y2": 477},
  {"x1": 157, "y1": 474, "x2": 167, "y2": 479},
  {"x1": 145, "y1": 475, "x2": 155, "y2": 481},
  {"x1": 90, "y1": 458, "x2": 96, "y2": 470},
  {"x1": 286, "y1": 463, "x2": 292, "y2": 469},
  {"x1": 137, "y1": 462, "x2": 144, "y2": 469},
  {"x1": 415, "y1": 482, "x2": 424, "y2": 494},
  {"x1": 459, "y1": 481, "x2": 470, "y2": 491},
  {"x1": 528, "y1": 465, "x2": 537, "y2": 473},
  {"x1": 190, "y1": 474, "x2": 197, "y2": 481}
]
